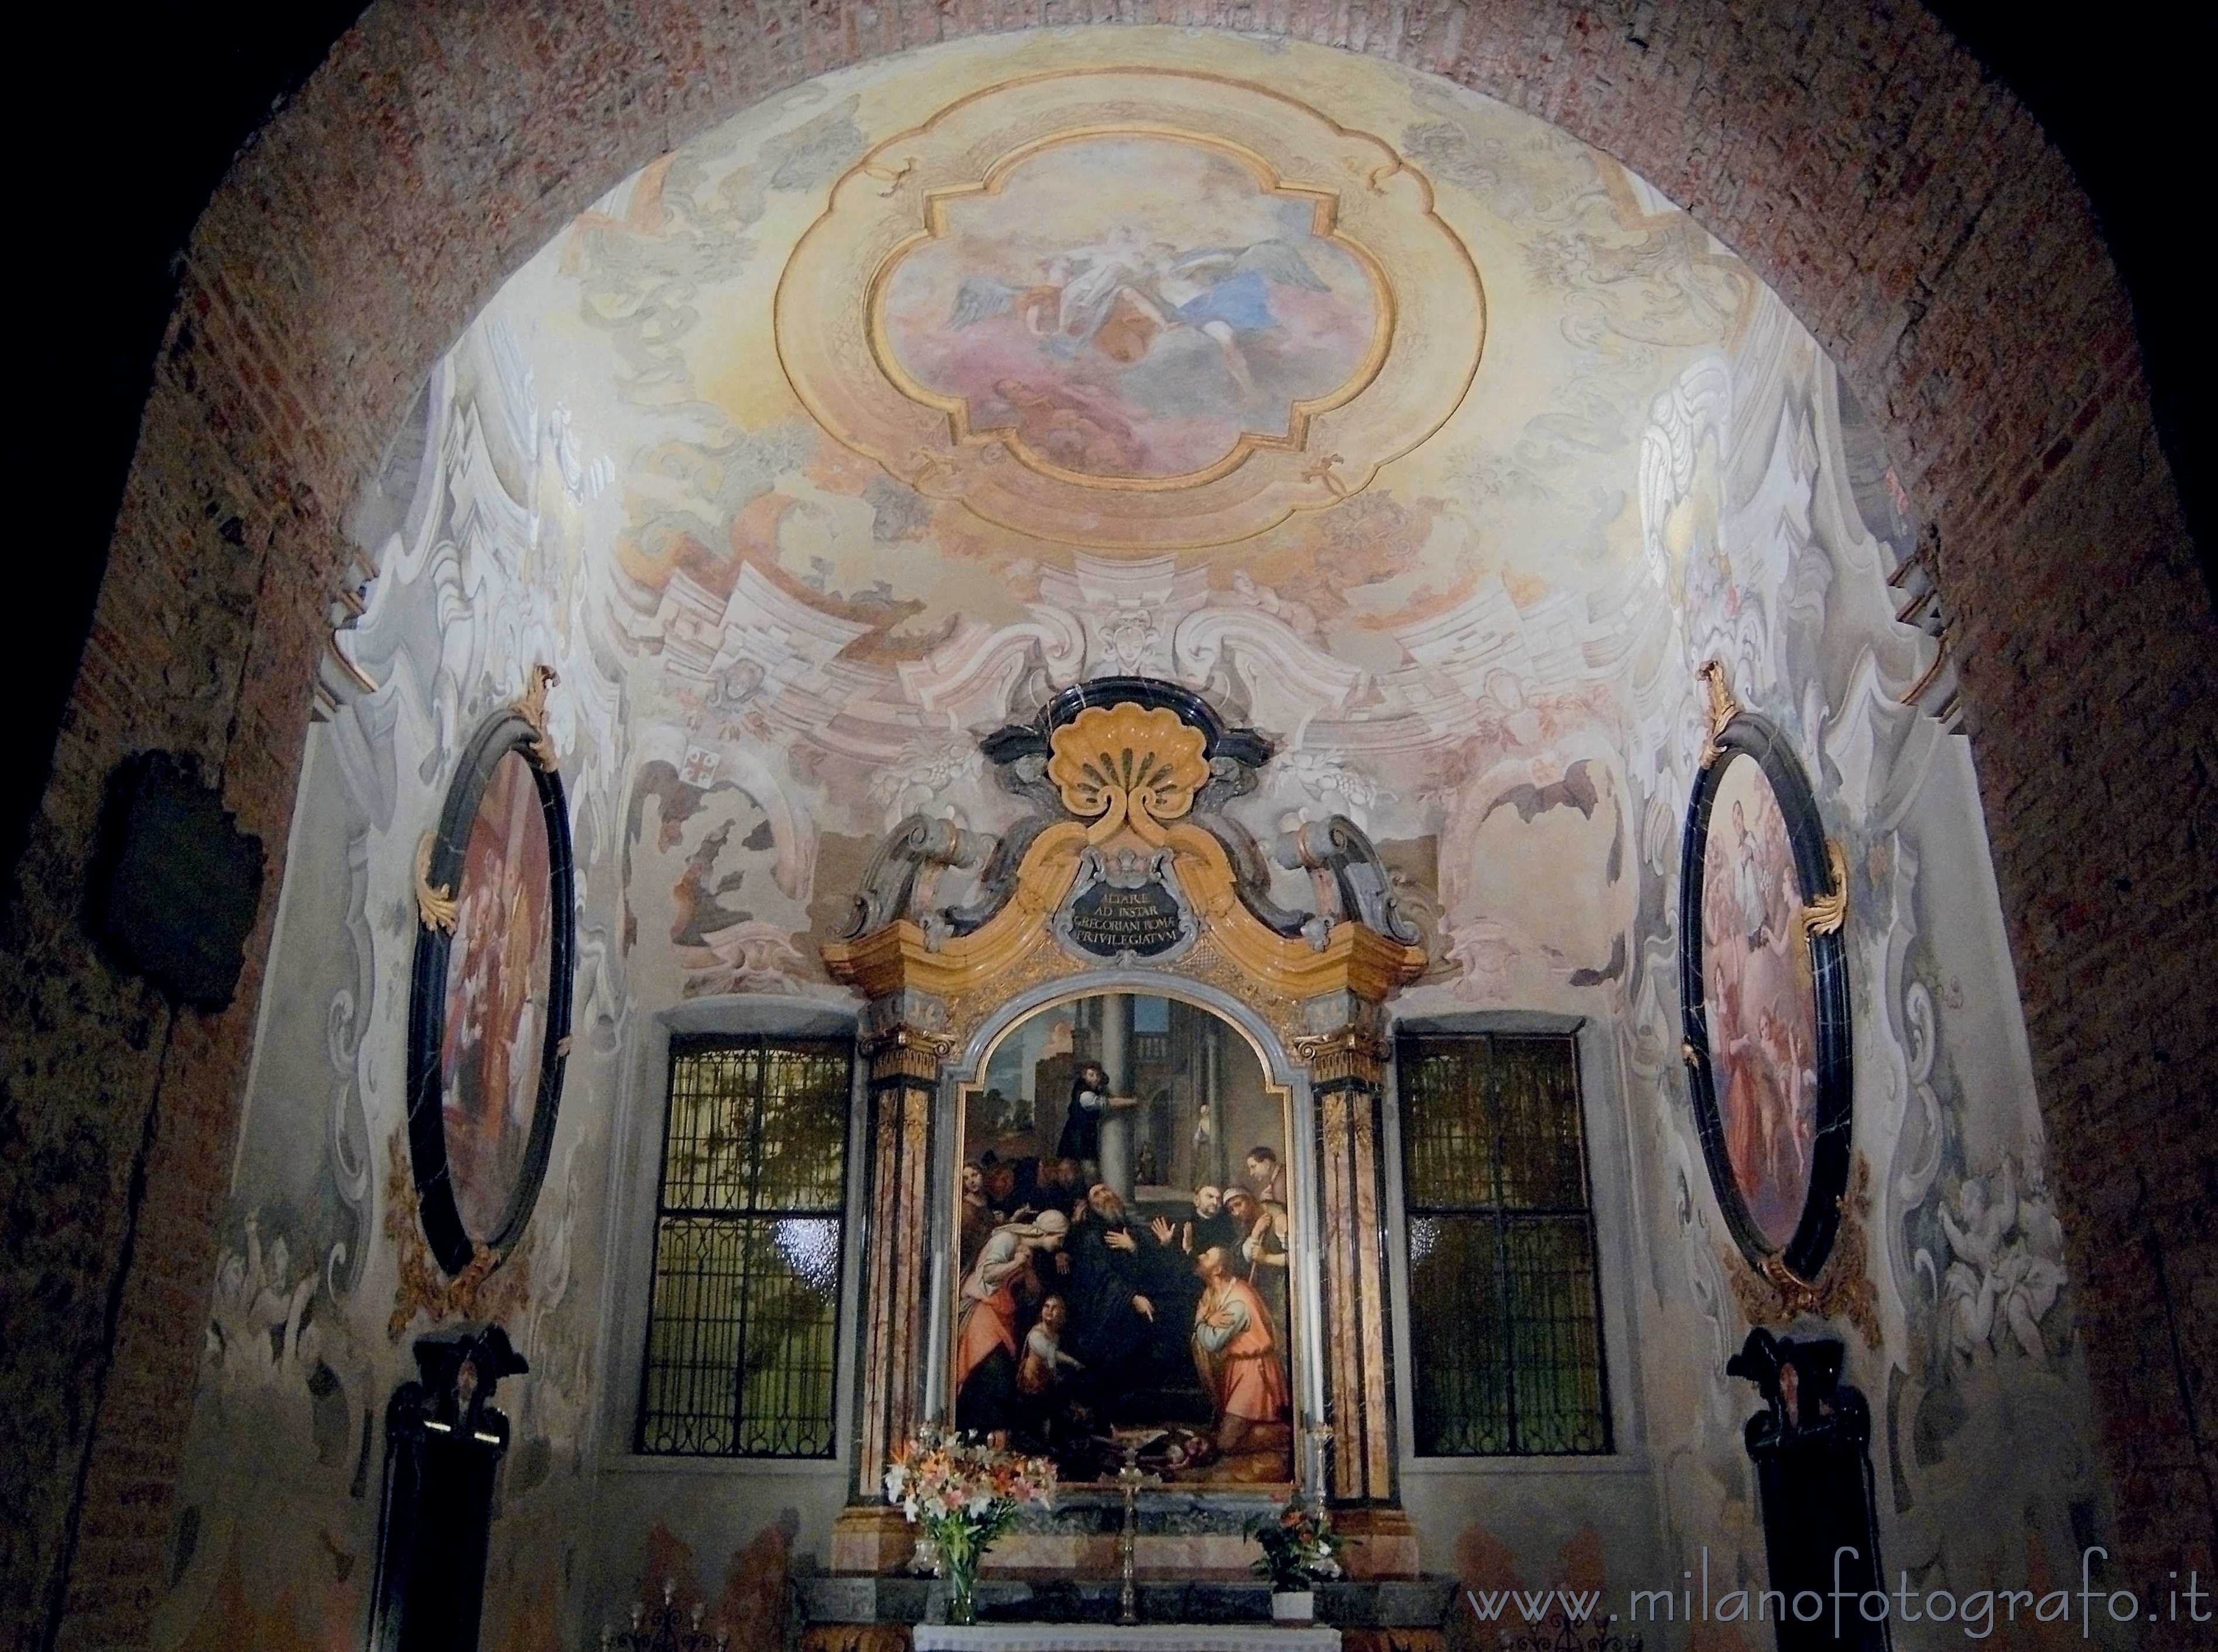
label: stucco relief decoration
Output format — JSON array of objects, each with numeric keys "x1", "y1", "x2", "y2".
[
  {"x1": 777, "y1": 71, "x2": 1483, "y2": 548},
  {"x1": 1046, "y1": 702, "x2": 1209, "y2": 842}
]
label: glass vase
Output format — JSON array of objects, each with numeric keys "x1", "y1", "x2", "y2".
[{"x1": 936, "y1": 1524, "x2": 980, "y2": 1626}]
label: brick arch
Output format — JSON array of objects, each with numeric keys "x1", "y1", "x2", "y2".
[{"x1": 7, "y1": 2, "x2": 2210, "y2": 1641}]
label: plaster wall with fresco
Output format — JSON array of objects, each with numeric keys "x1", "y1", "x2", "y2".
[{"x1": 150, "y1": 29, "x2": 2096, "y2": 1651}]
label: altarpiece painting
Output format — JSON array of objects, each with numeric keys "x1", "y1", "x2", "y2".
[{"x1": 952, "y1": 992, "x2": 1296, "y2": 1487}]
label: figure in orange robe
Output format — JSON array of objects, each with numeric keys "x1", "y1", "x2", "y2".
[
  {"x1": 953, "y1": 1212, "x2": 1069, "y2": 1401},
  {"x1": 1192, "y1": 1244, "x2": 1290, "y2": 1452}
]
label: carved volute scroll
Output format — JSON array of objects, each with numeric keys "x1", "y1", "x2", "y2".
[{"x1": 823, "y1": 678, "x2": 1425, "y2": 1576}]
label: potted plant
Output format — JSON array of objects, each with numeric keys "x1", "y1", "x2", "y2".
[
  {"x1": 884, "y1": 1427, "x2": 1057, "y2": 1626},
  {"x1": 1247, "y1": 1493, "x2": 1344, "y2": 1624}
]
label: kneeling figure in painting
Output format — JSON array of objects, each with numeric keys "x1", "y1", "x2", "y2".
[{"x1": 1192, "y1": 1245, "x2": 1290, "y2": 1453}]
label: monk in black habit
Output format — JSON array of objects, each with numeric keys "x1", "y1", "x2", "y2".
[{"x1": 1063, "y1": 1184, "x2": 1206, "y2": 1415}]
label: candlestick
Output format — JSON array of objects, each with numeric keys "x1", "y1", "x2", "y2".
[
  {"x1": 1113, "y1": 1439, "x2": 1161, "y2": 1624},
  {"x1": 1303, "y1": 1424, "x2": 1335, "y2": 1515}
]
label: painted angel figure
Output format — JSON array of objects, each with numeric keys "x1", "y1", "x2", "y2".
[
  {"x1": 1987, "y1": 1155, "x2": 2066, "y2": 1358},
  {"x1": 1939, "y1": 1169, "x2": 2011, "y2": 1360},
  {"x1": 950, "y1": 230, "x2": 1331, "y2": 394},
  {"x1": 1937, "y1": 1158, "x2": 2071, "y2": 1363},
  {"x1": 1989, "y1": 1230, "x2": 2065, "y2": 1360}
]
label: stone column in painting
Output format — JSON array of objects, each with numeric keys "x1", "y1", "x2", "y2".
[
  {"x1": 830, "y1": 1010, "x2": 945, "y2": 1575},
  {"x1": 1098, "y1": 992, "x2": 1135, "y2": 1200},
  {"x1": 1301, "y1": 998, "x2": 1420, "y2": 1579}
]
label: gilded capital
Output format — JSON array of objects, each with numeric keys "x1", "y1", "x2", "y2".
[
  {"x1": 865, "y1": 1025, "x2": 956, "y2": 1086},
  {"x1": 1295, "y1": 1026, "x2": 1389, "y2": 1089}
]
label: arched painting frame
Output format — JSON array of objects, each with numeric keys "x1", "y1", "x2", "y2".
[
  {"x1": 1678, "y1": 678, "x2": 1851, "y2": 1284},
  {"x1": 406, "y1": 693, "x2": 576, "y2": 1277}
]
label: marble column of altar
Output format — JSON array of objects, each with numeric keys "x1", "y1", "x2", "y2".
[
  {"x1": 1301, "y1": 1004, "x2": 1419, "y2": 1579},
  {"x1": 1197, "y1": 1022, "x2": 1227, "y2": 1190},
  {"x1": 831, "y1": 1015, "x2": 944, "y2": 1575}
]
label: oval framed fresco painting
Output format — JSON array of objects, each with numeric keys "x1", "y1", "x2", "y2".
[
  {"x1": 406, "y1": 674, "x2": 576, "y2": 1276},
  {"x1": 1678, "y1": 665, "x2": 1851, "y2": 1284}
]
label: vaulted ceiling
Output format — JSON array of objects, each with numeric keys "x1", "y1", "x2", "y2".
[{"x1": 411, "y1": 30, "x2": 1799, "y2": 685}]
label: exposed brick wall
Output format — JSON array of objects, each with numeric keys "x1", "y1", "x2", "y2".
[
  {"x1": 1948, "y1": 362, "x2": 2218, "y2": 1581},
  {"x1": 2, "y1": 1, "x2": 2209, "y2": 1643}
]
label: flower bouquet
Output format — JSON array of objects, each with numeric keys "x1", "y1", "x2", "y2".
[
  {"x1": 884, "y1": 1427, "x2": 1057, "y2": 1625},
  {"x1": 1247, "y1": 1493, "x2": 1343, "y2": 1622}
]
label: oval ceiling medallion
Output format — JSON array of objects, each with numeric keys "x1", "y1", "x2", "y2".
[{"x1": 776, "y1": 70, "x2": 1484, "y2": 550}]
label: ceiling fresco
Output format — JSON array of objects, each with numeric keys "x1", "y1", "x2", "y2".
[
  {"x1": 484, "y1": 30, "x2": 1750, "y2": 675},
  {"x1": 881, "y1": 136, "x2": 1384, "y2": 479},
  {"x1": 778, "y1": 69, "x2": 1480, "y2": 545}
]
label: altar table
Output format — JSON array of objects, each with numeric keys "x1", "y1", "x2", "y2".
[
  {"x1": 796, "y1": 1573, "x2": 1456, "y2": 1645},
  {"x1": 913, "y1": 1630, "x2": 1340, "y2": 1650}
]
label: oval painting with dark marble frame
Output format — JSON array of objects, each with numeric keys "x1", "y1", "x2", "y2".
[
  {"x1": 1678, "y1": 707, "x2": 1851, "y2": 1282},
  {"x1": 408, "y1": 705, "x2": 576, "y2": 1276},
  {"x1": 1699, "y1": 754, "x2": 1819, "y2": 1250},
  {"x1": 441, "y1": 750, "x2": 557, "y2": 1242}
]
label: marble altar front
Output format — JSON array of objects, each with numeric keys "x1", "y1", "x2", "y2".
[{"x1": 797, "y1": 1575, "x2": 1454, "y2": 1651}]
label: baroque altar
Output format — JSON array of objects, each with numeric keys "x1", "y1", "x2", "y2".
[{"x1": 806, "y1": 679, "x2": 1452, "y2": 1647}]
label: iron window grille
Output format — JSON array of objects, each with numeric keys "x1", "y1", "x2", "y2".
[
  {"x1": 636, "y1": 1034, "x2": 854, "y2": 1458},
  {"x1": 1397, "y1": 1032, "x2": 1613, "y2": 1456}
]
